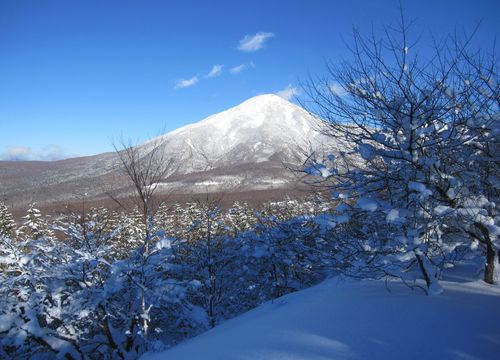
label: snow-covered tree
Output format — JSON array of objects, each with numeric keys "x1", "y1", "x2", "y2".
[
  {"x1": 437, "y1": 45, "x2": 500, "y2": 283},
  {"x1": 177, "y1": 198, "x2": 229, "y2": 328},
  {"x1": 300, "y1": 192, "x2": 332, "y2": 216},
  {"x1": 260, "y1": 198, "x2": 303, "y2": 224},
  {"x1": 18, "y1": 203, "x2": 54, "y2": 240},
  {"x1": 92, "y1": 239, "x2": 204, "y2": 358},
  {"x1": 1, "y1": 206, "x2": 207, "y2": 359},
  {"x1": 167, "y1": 202, "x2": 191, "y2": 239},
  {"x1": 1, "y1": 205, "x2": 117, "y2": 358},
  {"x1": 56, "y1": 206, "x2": 119, "y2": 260},
  {"x1": 225, "y1": 201, "x2": 257, "y2": 236},
  {"x1": 246, "y1": 215, "x2": 330, "y2": 300},
  {"x1": 113, "y1": 208, "x2": 146, "y2": 256},
  {"x1": 303, "y1": 21, "x2": 498, "y2": 291},
  {"x1": 153, "y1": 201, "x2": 170, "y2": 237},
  {"x1": 0, "y1": 202, "x2": 16, "y2": 239},
  {"x1": 0, "y1": 196, "x2": 344, "y2": 358},
  {"x1": 0, "y1": 232, "x2": 86, "y2": 359}
]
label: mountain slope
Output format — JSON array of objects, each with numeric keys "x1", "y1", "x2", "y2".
[
  {"x1": 142, "y1": 276, "x2": 500, "y2": 360},
  {"x1": 140, "y1": 94, "x2": 327, "y2": 175},
  {"x1": 1, "y1": 94, "x2": 340, "y2": 211}
]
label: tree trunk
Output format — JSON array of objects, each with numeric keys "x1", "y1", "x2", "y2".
[
  {"x1": 484, "y1": 241, "x2": 496, "y2": 284},
  {"x1": 415, "y1": 253, "x2": 431, "y2": 290},
  {"x1": 474, "y1": 222, "x2": 496, "y2": 285}
]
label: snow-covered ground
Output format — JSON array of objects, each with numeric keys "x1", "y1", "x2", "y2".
[{"x1": 143, "y1": 269, "x2": 500, "y2": 360}]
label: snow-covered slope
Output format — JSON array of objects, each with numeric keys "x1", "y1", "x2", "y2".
[
  {"x1": 143, "y1": 276, "x2": 500, "y2": 360},
  {"x1": 140, "y1": 94, "x2": 328, "y2": 175}
]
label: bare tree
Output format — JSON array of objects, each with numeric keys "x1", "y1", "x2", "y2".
[
  {"x1": 114, "y1": 135, "x2": 174, "y2": 254},
  {"x1": 449, "y1": 39, "x2": 500, "y2": 283},
  {"x1": 301, "y1": 15, "x2": 499, "y2": 289},
  {"x1": 113, "y1": 134, "x2": 174, "y2": 338}
]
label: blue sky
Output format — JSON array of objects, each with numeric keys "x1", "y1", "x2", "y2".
[{"x1": 0, "y1": 0, "x2": 498, "y2": 160}]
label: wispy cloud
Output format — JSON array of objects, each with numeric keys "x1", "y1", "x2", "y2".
[
  {"x1": 229, "y1": 64, "x2": 247, "y2": 74},
  {"x1": 237, "y1": 32, "x2": 275, "y2": 52},
  {"x1": 0, "y1": 145, "x2": 71, "y2": 161},
  {"x1": 276, "y1": 84, "x2": 300, "y2": 101},
  {"x1": 174, "y1": 76, "x2": 199, "y2": 89},
  {"x1": 205, "y1": 64, "x2": 223, "y2": 78}
]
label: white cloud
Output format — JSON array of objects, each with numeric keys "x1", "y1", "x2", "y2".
[
  {"x1": 229, "y1": 64, "x2": 247, "y2": 74},
  {"x1": 237, "y1": 32, "x2": 274, "y2": 52},
  {"x1": 174, "y1": 76, "x2": 199, "y2": 89},
  {"x1": 0, "y1": 145, "x2": 70, "y2": 161},
  {"x1": 206, "y1": 64, "x2": 223, "y2": 78},
  {"x1": 276, "y1": 84, "x2": 300, "y2": 101},
  {"x1": 329, "y1": 83, "x2": 347, "y2": 97},
  {"x1": 1, "y1": 146, "x2": 31, "y2": 161}
]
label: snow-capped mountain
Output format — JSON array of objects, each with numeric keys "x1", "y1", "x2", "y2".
[
  {"x1": 0, "y1": 94, "x2": 340, "y2": 211},
  {"x1": 134, "y1": 94, "x2": 339, "y2": 193},
  {"x1": 140, "y1": 94, "x2": 325, "y2": 174}
]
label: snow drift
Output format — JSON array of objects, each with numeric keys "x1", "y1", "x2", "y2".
[{"x1": 143, "y1": 275, "x2": 500, "y2": 360}]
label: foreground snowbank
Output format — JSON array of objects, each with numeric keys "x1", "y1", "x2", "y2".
[{"x1": 143, "y1": 276, "x2": 500, "y2": 360}]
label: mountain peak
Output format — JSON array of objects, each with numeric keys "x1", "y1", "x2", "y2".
[
  {"x1": 239, "y1": 93, "x2": 292, "y2": 106},
  {"x1": 163, "y1": 93, "x2": 308, "y2": 139},
  {"x1": 234, "y1": 93, "x2": 302, "y2": 114}
]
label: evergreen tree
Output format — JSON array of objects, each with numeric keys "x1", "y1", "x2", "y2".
[
  {"x1": 0, "y1": 202, "x2": 16, "y2": 239},
  {"x1": 114, "y1": 208, "x2": 145, "y2": 256},
  {"x1": 153, "y1": 201, "x2": 170, "y2": 238},
  {"x1": 18, "y1": 203, "x2": 54, "y2": 240},
  {"x1": 225, "y1": 201, "x2": 257, "y2": 236}
]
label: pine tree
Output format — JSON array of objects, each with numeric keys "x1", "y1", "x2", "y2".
[
  {"x1": 225, "y1": 201, "x2": 257, "y2": 236},
  {"x1": 114, "y1": 208, "x2": 145, "y2": 255},
  {"x1": 153, "y1": 201, "x2": 170, "y2": 238},
  {"x1": 0, "y1": 202, "x2": 16, "y2": 239},
  {"x1": 163, "y1": 202, "x2": 188, "y2": 239},
  {"x1": 18, "y1": 203, "x2": 54, "y2": 239}
]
